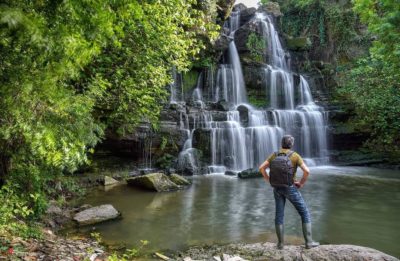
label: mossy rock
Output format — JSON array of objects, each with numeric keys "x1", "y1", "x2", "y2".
[
  {"x1": 169, "y1": 174, "x2": 191, "y2": 186},
  {"x1": 127, "y1": 173, "x2": 179, "y2": 192},
  {"x1": 286, "y1": 37, "x2": 312, "y2": 51},
  {"x1": 182, "y1": 70, "x2": 200, "y2": 92},
  {"x1": 261, "y1": 2, "x2": 283, "y2": 17}
]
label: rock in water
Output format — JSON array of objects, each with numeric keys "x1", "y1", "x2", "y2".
[
  {"x1": 104, "y1": 176, "x2": 119, "y2": 186},
  {"x1": 73, "y1": 204, "x2": 120, "y2": 226},
  {"x1": 169, "y1": 174, "x2": 191, "y2": 186},
  {"x1": 237, "y1": 168, "x2": 262, "y2": 179},
  {"x1": 225, "y1": 170, "x2": 237, "y2": 176},
  {"x1": 127, "y1": 173, "x2": 179, "y2": 192}
]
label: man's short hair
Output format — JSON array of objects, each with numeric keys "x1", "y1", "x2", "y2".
[{"x1": 281, "y1": 135, "x2": 294, "y2": 149}]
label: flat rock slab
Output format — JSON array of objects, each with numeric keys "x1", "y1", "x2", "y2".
[
  {"x1": 127, "y1": 173, "x2": 181, "y2": 192},
  {"x1": 73, "y1": 204, "x2": 120, "y2": 226},
  {"x1": 177, "y1": 242, "x2": 398, "y2": 261}
]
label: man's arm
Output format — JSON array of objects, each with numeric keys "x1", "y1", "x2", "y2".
[
  {"x1": 259, "y1": 160, "x2": 270, "y2": 183},
  {"x1": 294, "y1": 163, "x2": 310, "y2": 189}
]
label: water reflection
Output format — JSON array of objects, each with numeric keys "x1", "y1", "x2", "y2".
[{"x1": 77, "y1": 167, "x2": 400, "y2": 257}]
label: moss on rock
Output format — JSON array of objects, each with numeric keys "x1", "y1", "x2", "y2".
[
  {"x1": 169, "y1": 174, "x2": 191, "y2": 186},
  {"x1": 127, "y1": 173, "x2": 179, "y2": 192},
  {"x1": 286, "y1": 37, "x2": 312, "y2": 51}
]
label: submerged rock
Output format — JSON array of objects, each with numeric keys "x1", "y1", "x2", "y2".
[
  {"x1": 73, "y1": 204, "x2": 120, "y2": 226},
  {"x1": 225, "y1": 170, "x2": 237, "y2": 176},
  {"x1": 237, "y1": 168, "x2": 262, "y2": 179},
  {"x1": 127, "y1": 173, "x2": 179, "y2": 192}
]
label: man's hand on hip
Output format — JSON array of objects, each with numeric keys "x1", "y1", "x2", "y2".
[{"x1": 294, "y1": 181, "x2": 304, "y2": 189}]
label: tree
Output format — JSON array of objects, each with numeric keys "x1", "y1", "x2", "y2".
[
  {"x1": 340, "y1": 0, "x2": 400, "y2": 155},
  {"x1": 0, "y1": 0, "x2": 218, "y2": 212}
]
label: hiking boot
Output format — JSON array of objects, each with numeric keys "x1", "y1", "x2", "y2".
[
  {"x1": 302, "y1": 223, "x2": 320, "y2": 249},
  {"x1": 275, "y1": 223, "x2": 284, "y2": 249}
]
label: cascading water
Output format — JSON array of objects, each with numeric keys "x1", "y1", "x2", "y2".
[
  {"x1": 175, "y1": 9, "x2": 328, "y2": 175},
  {"x1": 257, "y1": 12, "x2": 328, "y2": 163}
]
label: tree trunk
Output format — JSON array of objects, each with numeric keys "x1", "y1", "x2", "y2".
[{"x1": 0, "y1": 154, "x2": 10, "y2": 187}]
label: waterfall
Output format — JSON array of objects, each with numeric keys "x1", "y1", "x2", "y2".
[
  {"x1": 256, "y1": 12, "x2": 328, "y2": 162},
  {"x1": 213, "y1": 11, "x2": 247, "y2": 106},
  {"x1": 175, "y1": 9, "x2": 328, "y2": 175}
]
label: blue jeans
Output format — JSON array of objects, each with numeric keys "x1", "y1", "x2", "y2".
[{"x1": 274, "y1": 186, "x2": 311, "y2": 225}]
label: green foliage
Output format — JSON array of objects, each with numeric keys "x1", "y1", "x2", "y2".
[
  {"x1": 0, "y1": 0, "x2": 218, "y2": 219},
  {"x1": 90, "y1": 232, "x2": 102, "y2": 244},
  {"x1": 248, "y1": 96, "x2": 268, "y2": 108},
  {"x1": 278, "y1": 1, "x2": 326, "y2": 45},
  {"x1": 182, "y1": 70, "x2": 200, "y2": 92},
  {"x1": 160, "y1": 137, "x2": 169, "y2": 152},
  {"x1": 90, "y1": 234, "x2": 149, "y2": 261},
  {"x1": 338, "y1": 0, "x2": 400, "y2": 154},
  {"x1": 278, "y1": 0, "x2": 363, "y2": 52},
  {"x1": 0, "y1": 185, "x2": 41, "y2": 238},
  {"x1": 352, "y1": 0, "x2": 400, "y2": 65},
  {"x1": 246, "y1": 33, "x2": 267, "y2": 63},
  {"x1": 155, "y1": 153, "x2": 175, "y2": 170}
]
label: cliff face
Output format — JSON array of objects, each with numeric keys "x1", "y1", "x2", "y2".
[
  {"x1": 272, "y1": 0, "x2": 374, "y2": 164},
  {"x1": 97, "y1": 1, "x2": 384, "y2": 170}
]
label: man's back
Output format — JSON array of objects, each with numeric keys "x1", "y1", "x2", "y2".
[{"x1": 267, "y1": 148, "x2": 304, "y2": 180}]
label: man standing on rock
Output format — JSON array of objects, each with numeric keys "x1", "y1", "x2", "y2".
[{"x1": 259, "y1": 135, "x2": 319, "y2": 249}]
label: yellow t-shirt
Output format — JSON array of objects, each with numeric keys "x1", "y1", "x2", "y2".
[{"x1": 266, "y1": 149, "x2": 304, "y2": 180}]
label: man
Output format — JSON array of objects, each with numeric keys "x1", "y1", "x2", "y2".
[{"x1": 259, "y1": 135, "x2": 319, "y2": 249}]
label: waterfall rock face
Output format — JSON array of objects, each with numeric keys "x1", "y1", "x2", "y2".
[{"x1": 169, "y1": 5, "x2": 329, "y2": 175}]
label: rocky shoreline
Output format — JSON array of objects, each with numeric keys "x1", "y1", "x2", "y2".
[
  {"x1": 175, "y1": 242, "x2": 399, "y2": 261},
  {"x1": 3, "y1": 232, "x2": 398, "y2": 261},
  {"x1": 0, "y1": 229, "x2": 105, "y2": 261}
]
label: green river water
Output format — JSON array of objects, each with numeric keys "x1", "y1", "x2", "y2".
[{"x1": 75, "y1": 166, "x2": 400, "y2": 258}]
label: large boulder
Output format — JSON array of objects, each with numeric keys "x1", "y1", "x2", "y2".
[
  {"x1": 192, "y1": 129, "x2": 212, "y2": 160},
  {"x1": 103, "y1": 176, "x2": 119, "y2": 186},
  {"x1": 210, "y1": 100, "x2": 230, "y2": 111},
  {"x1": 177, "y1": 242, "x2": 398, "y2": 261},
  {"x1": 234, "y1": 20, "x2": 259, "y2": 53},
  {"x1": 73, "y1": 204, "x2": 120, "y2": 226},
  {"x1": 169, "y1": 174, "x2": 191, "y2": 186},
  {"x1": 238, "y1": 168, "x2": 262, "y2": 179},
  {"x1": 239, "y1": 7, "x2": 257, "y2": 26},
  {"x1": 126, "y1": 173, "x2": 179, "y2": 192},
  {"x1": 236, "y1": 104, "x2": 250, "y2": 127},
  {"x1": 213, "y1": 33, "x2": 233, "y2": 51},
  {"x1": 232, "y1": 3, "x2": 247, "y2": 12}
]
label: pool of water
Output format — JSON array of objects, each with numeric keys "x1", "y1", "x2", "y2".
[{"x1": 74, "y1": 166, "x2": 400, "y2": 258}]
